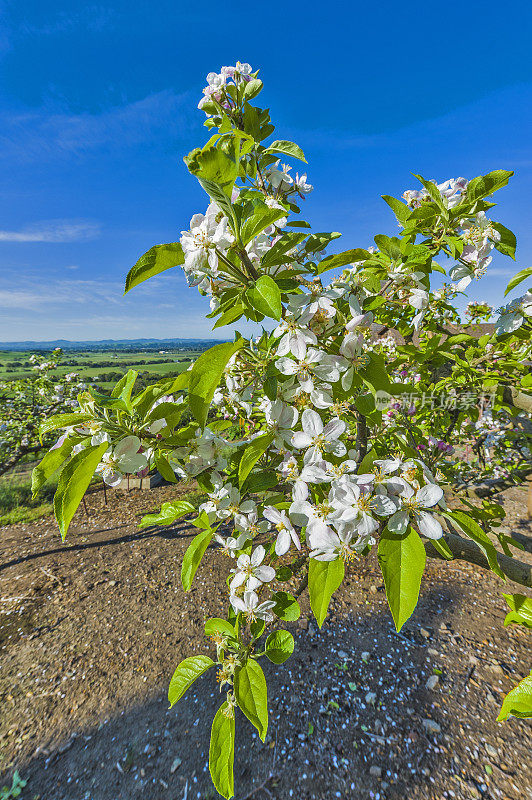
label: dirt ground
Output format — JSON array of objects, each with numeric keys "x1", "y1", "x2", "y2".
[{"x1": 0, "y1": 483, "x2": 531, "y2": 800}]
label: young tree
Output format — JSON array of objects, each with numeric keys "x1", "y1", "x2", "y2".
[
  {"x1": 0, "y1": 350, "x2": 84, "y2": 478},
  {"x1": 34, "y1": 62, "x2": 532, "y2": 798}
]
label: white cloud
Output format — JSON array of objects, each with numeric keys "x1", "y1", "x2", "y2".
[
  {"x1": 0, "y1": 219, "x2": 100, "y2": 243},
  {"x1": 0, "y1": 90, "x2": 193, "y2": 163},
  {"x1": 0, "y1": 273, "x2": 256, "y2": 342}
]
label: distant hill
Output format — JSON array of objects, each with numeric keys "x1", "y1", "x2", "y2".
[{"x1": 0, "y1": 338, "x2": 227, "y2": 352}]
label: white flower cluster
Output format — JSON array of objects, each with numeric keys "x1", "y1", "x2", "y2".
[
  {"x1": 450, "y1": 212, "x2": 501, "y2": 291},
  {"x1": 402, "y1": 177, "x2": 468, "y2": 209},
  {"x1": 495, "y1": 291, "x2": 532, "y2": 335},
  {"x1": 198, "y1": 62, "x2": 254, "y2": 111}
]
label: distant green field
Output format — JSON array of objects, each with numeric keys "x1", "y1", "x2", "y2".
[{"x1": 0, "y1": 349, "x2": 200, "y2": 385}]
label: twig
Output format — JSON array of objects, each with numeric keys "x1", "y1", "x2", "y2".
[{"x1": 39, "y1": 566, "x2": 62, "y2": 585}]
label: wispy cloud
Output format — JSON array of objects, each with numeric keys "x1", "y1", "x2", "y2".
[
  {"x1": 17, "y1": 6, "x2": 116, "y2": 37},
  {"x1": 0, "y1": 279, "x2": 121, "y2": 309},
  {"x1": 0, "y1": 219, "x2": 100, "y2": 243},
  {"x1": 0, "y1": 90, "x2": 193, "y2": 163}
]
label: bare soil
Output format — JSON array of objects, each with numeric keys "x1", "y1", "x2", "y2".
[{"x1": 0, "y1": 484, "x2": 531, "y2": 800}]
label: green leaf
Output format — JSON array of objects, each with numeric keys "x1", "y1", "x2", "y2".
[
  {"x1": 110, "y1": 369, "x2": 138, "y2": 406},
  {"x1": 466, "y1": 169, "x2": 513, "y2": 202},
  {"x1": 247, "y1": 275, "x2": 282, "y2": 320},
  {"x1": 308, "y1": 558, "x2": 345, "y2": 628},
  {"x1": 124, "y1": 243, "x2": 184, "y2": 293},
  {"x1": 139, "y1": 500, "x2": 195, "y2": 530},
  {"x1": 304, "y1": 231, "x2": 341, "y2": 253},
  {"x1": 271, "y1": 591, "x2": 301, "y2": 621},
  {"x1": 154, "y1": 453, "x2": 177, "y2": 482},
  {"x1": 263, "y1": 139, "x2": 307, "y2": 163},
  {"x1": 504, "y1": 266, "x2": 532, "y2": 296},
  {"x1": 242, "y1": 78, "x2": 263, "y2": 102},
  {"x1": 412, "y1": 174, "x2": 446, "y2": 210},
  {"x1": 181, "y1": 528, "x2": 213, "y2": 591},
  {"x1": 265, "y1": 630, "x2": 295, "y2": 664},
  {"x1": 502, "y1": 593, "x2": 532, "y2": 629},
  {"x1": 168, "y1": 654, "x2": 214, "y2": 708},
  {"x1": 188, "y1": 340, "x2": 243, "y2": 428},
  {"x1": 32, "y1": 437, "x2": 74, "y2": 497},
  {"x1": 377, "y1": 526, "x2": 426, "y2": 632},
  {"x1": 234, "y1": 659, "x2": 268, "y2": 741},
  {"x1": 209, "y1": 703, "x2": 235, "y2": 799},
  {"x1": 54, "y1": 443, "x2": 109, "y2": 540},
  {"x1": 39, "y1": 412, "x2": 92, "y2": 442},
  {"x1": 359, "y1": 353, "x2": 392, "y2": 396},
  {"x1": 497, "y1": 672, "x2": 532, "y2": 721},
  {"x1": 205, "y1": 618, "x2": 236, "y2": 640},
  {"x1": 240, "y1": 204, "x2": 286, "y2": 245},
  {"x1": 443, "y1": 511, "x2": 504, "y2": 579},
  {"x1": 429, "y1": 537, "x2": 454, "y2": 560},
  {"x1": 492, "y1": 222, "x2": 517, "y2": 260},
  {"x1": 238, "y1": 431, "x2": 274, "y2": 487},
  {"x1": 316, "y1": 248, "x2": 370, "y2": 274},
  {"x1": 382, "y1": 194, "x2": 411, "y2": 224}
]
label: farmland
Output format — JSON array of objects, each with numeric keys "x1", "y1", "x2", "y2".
[{"x1": 0, "y1": 347, "x2": 204, "y2": 390}]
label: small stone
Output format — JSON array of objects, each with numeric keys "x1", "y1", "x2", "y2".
[
  {"x1": 428, "y1": 648, "x2": 439, "y2": 656},
  {"x1": 426, "y1": 675, "x2": 439, "y2": 690},
  {"x1": 487, "y1": 663, "x2": 504, "y2": 676},
  {"x1": 420, "y1": 628, "x2": 431, "y2": 639},
  {"x1": 338, "y1": 650, "x2": 348, "y2": 659},
  {"x1": 369, "y1": 585, "x2": 378, "y2": 594},
  {"x1": 468, "y1": 655, "x2": 479, "y2": 666},
  {"x1": 485, "y1": 743, "x2": 498, "y2": 759},
  {"x1": 422, "y1": 718, "x2": 441, "y2": 735},
  {"x1": 298, "y1": 618, "x2": 308, "y2": 630},
  {"x1": 365, "y1": 692, "x2": 377, "y2": 705},
  {"x1": 369, "y1": 766, "x2": 382, "y2": 778},
  {"x1": 361, "y1": 651, "x2": 370, "y2": 662},
  {"x1": 170, "y1": 757, "x2": 182, "y2": 773}
]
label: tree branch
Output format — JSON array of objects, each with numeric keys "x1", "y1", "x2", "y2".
[{"x1": 425, "y1": 532, "x2": 532, "y2": 588}]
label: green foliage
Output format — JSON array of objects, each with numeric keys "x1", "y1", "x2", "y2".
[
  {"x1": 497, "y1": 672, "x2": 532, "y2": 720},
  {"x1": 265, "y1": 629, "x2": 295, "y2": 664},
  {"x1": 124, "y1": 244, "x2": 185, "y2": 293},
  {"x1": 168, "y1": 655, "x2": 215, "y2": 708},
  {"x1": 139, "y1": 500, "x2": 195, "y2": 529},
  {"x1": 0, "y1": 771, "x2": 26, "y2": 800},
  {"x1": 188, "y1": 340, "x2": 243, "y2": 427},
  {"x1": 181, "y1": 527, "x2": 214, "y2": 591},
  {"x1": 53, "y1": 443, "x2": 108, "y2": 540},
  {"x1": 308, "y1": 558, "x2": 345, "y2": 628},
  {"x1": 378, "y1": 527, "x2": 426, "y2": 632},
  {"x1": 209, "y1": 703, "x2": 235, "y2": 799},
  {"x1": 504, "y1": 266, "x2": 532, "y2": 296},
  {"x1": 238, "y1": 431, "x2": 274, "y2": 487},
  {"x1": 246, "y1": 275, "x2": 282, "y2": 320},
  {"x1": 271, "y1": 591, "x2": 301, "y2": 621},
  {"x1": 234, "y1": 659, "x2": 268, "y2": 740},
  {"x1": 502, "y1": 593, "x2": 532, "y2": 628}
]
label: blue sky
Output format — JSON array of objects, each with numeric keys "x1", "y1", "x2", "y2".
[{"x1": 0, "y1": 0, "x2": 531, "y2": 342}]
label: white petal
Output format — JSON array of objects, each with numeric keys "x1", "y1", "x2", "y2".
[
  {"x1": 417, "y1": 483, "x2": 444, "y2": 508},
  {"x1": 292, "y1": 431, "x2": 313, "y2": 449},
  {"x1": 275, "y1": 529, "x2": 291, "y2": 556},
  {"x1": 114, "y1": 435, "x2": 141, "y2": 458},
  {"x1": 387, "y1": 508, "x2": 409, "y2": 535},
  {"x1": 251, "y1": 545, "x2": 265, "y2": 566},
  {"x1": 302, "y1": 409, "x2": 323, "y2": 437},
  {"x1": 416, "y1": 511, "x2": 443, "y2": 539}
]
